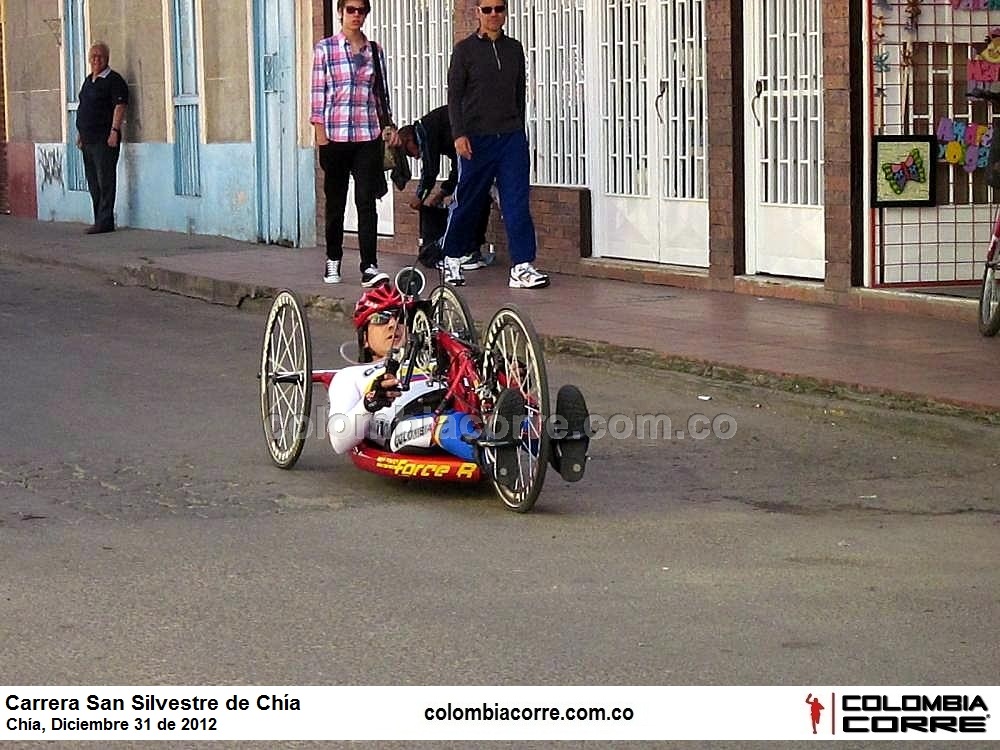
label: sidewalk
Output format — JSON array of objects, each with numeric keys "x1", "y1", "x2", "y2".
[{"x1": 2, "y1": 215, "x2": 998, "y2": 418}]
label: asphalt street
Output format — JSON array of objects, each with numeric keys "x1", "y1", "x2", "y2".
[{"x1": 1, "y1": 259, "x2": 998, "y2": 748}]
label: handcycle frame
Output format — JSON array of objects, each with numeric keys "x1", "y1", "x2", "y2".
[{"x1": 260, "y1": 267, "x2": 554, "y2": 512}]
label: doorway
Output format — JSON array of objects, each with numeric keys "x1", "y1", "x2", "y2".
[
  {"x1": 743, "y1": 0, "x2": 825, "y2": 278},
  {"x1": 253, "y1": 0, "x2": 300, "y2": 246}
]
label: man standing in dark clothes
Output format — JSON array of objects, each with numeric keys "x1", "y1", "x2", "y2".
[
  {"x1": 440, "y1": 0, "x2": 549, "y2": 289},
  {"x1": 398, "y1": 105, "x2": 492, "y2": 270},
  {"x1": 75, "y1": 42, "x2": 128, "y2": 234}
]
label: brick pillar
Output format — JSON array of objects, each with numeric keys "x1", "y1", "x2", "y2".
[
  {"x1": 822, "y1": 1, "x2": 856, "y2": 292},
  {"x1": 706, "y1": 0, "x2": 739, "y2": 284}
]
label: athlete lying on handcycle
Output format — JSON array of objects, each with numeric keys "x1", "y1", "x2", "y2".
[{"x1": 325, "y1": 282, "x2": 590, "y2": 486}]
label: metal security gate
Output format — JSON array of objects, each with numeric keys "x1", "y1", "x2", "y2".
[
  {"x1": 588, "y1": 0, "x2": 709, "y2": 266},
  {"x1": 345, "y1": 0, "x2": 453, "y2": 236},
  {"x1": 743, "y1": 0, "x2": 825, "y2": 279}
]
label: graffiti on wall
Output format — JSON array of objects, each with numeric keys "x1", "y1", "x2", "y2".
[{"x1": 37, "y1": 147, "x2": 64, "y2": 188}]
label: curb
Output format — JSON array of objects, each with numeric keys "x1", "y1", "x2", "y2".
[{"x1": 4, "y1": 248, "x2": 998, "y2": 423}]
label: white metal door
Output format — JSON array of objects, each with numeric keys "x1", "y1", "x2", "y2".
[
  {"x1": 590, "y1": 0, "x2": 708, "y2": 267},
  {"x1": 744, "y1": 0, "x2": 825, "y2": 278}
]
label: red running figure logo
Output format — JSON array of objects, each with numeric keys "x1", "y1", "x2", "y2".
[{"x1": 805, "y1": 693, "x2": 825, "y2": 734}]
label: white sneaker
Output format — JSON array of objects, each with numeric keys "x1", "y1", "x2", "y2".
[
  {"x1": 323, "y1": 259, "x2": 341, "y2": 284},
  {"x1": 509, "y1": 262, "x2": 550, "y2": 289},
  {"x1": 444, "y1": 256, "x2": 466, "y2": 286}
]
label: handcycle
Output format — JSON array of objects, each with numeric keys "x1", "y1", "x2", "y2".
[{"x1": 258, "y1": 268, "x2": 576, "y2": 512}]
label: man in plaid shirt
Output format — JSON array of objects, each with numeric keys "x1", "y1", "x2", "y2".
[{"x1": 311, "y1": 0, "x2": 400, "y2": 288}]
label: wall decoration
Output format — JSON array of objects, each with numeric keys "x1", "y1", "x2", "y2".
[
  {"x1": 872, "y1": 135, "x2": 937, "y2": 207},
  {"x1": 967, "y1": 27, "x2": 1000, "y2": 98},
  {"x1": 936, "y1": 117, "x2": 993, "y2": 171},
  {"x1": 951, "y1": 0, "x2": 1000, "y2": 9}
]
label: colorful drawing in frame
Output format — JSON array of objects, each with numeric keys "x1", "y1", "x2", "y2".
[{"x1": 872, "y1": 135, "x2": 937, "y2": 208}]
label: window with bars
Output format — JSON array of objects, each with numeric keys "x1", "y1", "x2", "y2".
[
  {"x1": 364, "y1": 0, "x2": 587, "y2": 187},
  {"x1": 171, "y1": 0, "x2": 201, "y2": 196},
  {"x1": 599, "y1": 1, "x2": 649, "y2": 196},
  {"x1": 507, "y1": 0, "x2": 587, "y2": 186},
  {"x1": 659, "y1": 0, "x2": 708, "y2": 200}
]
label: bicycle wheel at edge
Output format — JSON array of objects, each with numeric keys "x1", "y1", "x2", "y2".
[
  {"x1": 260, "y1": 290, "x2": 313, "y2": 468},
  {"x1": 481, "y1": 305, "x2": 550, "y2": 512},
  {"x1": 429, "y1": 285, "x2": 477, "y2": 344},
  {"x1": 978, "y1": 262, "x2": 1000, "y2": 336}
]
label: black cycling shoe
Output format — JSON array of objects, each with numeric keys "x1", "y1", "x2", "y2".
[
  {"x1": 551, "y1": 384, "x2": 589, "y2": 482},
  {"x1": 487, "y1": 388, "x2": 526, "y2": 490}
]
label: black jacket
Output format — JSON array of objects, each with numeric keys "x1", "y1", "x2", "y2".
[
  {"x1": 447, "y1": 31, "x2": 526, "y2": 139},
  {"x1": 414, "y1": 106, "x2": 457, "y2": 200}
]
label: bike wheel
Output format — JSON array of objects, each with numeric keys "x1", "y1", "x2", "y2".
[
  {"x1": 481, "y1": 306, "x2": 550, "y2": 512},
  {"x1": 978, "y1": 262, "x2": 1000, "y2": 336},
  {"x1": 410, "y1": 306, "x2": 433, "y2": 370},
  {"x1": 260, "y1": 290, "x2": 313, "y2": 468},
  {"x1": 429, "y1": 285, "x2": 477, "y2": 343}
]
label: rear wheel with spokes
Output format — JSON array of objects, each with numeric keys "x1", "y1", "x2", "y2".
[
  {"x1": 481, "y1": 306, "x2": 550, "y2": 512},
  {"x1": 260, "y1": 290, "x2": 313, "y2": 468},
  {"x1": 978, "y1": 261, "x2": 1000, "y2": 336}
]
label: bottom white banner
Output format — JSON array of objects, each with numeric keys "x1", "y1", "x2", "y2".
[{"x1": 2, "y1": 686, "x2": 998, "y2": 741}]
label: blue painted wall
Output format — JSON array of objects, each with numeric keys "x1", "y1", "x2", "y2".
[{"x1": 35, "y1": 142, "x2": 317, "y2": 246}]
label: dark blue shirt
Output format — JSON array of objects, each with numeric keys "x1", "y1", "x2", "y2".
[{"x1": 76, "y1": 69, "x2": 129, "y2": 144}]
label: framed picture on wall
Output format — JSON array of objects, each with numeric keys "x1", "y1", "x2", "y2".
[{"x1": 871, "y1": 135, "x2": 937, "y2": 208}]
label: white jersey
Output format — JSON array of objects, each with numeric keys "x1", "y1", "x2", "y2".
[{"x1": 326, "y1": 360, "x2": 445, "y2": 455}]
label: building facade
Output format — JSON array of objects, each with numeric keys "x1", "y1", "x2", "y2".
[{"x1": 1, "y1": 0, "x2": 992, "y2": 304}]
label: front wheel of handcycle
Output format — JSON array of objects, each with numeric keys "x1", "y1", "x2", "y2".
[
  {"x1": 429, "y1": 285, "x2": 477, "y2": 344},
  {"x1": 481, "y1": 305, "x2": 550, "y2": 512},
  {"x1": 260, "y1": 290, "x2": 313, "y2": 468},
  {"x1": 978, "y1": 261, "x2": 1000, "y2": 336}
]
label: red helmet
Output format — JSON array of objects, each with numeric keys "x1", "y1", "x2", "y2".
[{"x1": 352, "y1": 281, "x2": 405, "y2": 329}]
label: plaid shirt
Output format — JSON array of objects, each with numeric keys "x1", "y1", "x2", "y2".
[{"x1": 310, "y1": 32, "x2": 385, "y2": 142}]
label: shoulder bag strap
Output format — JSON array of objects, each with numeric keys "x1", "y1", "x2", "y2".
[{"x1": 369, "y1": 41, "x2": 394, "y2": 129}]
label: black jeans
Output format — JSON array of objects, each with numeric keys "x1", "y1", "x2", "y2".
[
  {"x1": 318, "y1": 139, "x2": 385, "y2": 271},
  {"x1": 81, "y1": 141, "x2": 121, "y2": 230}
]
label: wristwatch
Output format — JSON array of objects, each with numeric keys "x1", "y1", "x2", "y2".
[{"x1": 111, "y1": 127, "x2": 121, "y2": 134}]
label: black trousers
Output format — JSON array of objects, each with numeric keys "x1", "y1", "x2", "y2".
[
  {"x1": 318, "y1": 139, "x2": 385, "y2": 271},
  {"x1": 81, "y1": 141, "x2": 121, "y2": 230}
]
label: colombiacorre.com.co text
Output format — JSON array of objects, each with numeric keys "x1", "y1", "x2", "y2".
[
  {"x1": 281, "y1": 407, "x2": 738, "y2": 442},
  {"x1": 423, "y1": 702, "x2": 634, "y2": 722}
]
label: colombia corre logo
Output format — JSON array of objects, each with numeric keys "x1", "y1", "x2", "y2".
[{"x1": 840, "y1": 693, "x2": 990, "y2": 734}]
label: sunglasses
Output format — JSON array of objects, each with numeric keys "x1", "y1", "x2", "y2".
[
  {"x1": 344, "y1": 5, "x2": 369, "y2": 15},
  {"x1": 369, "y1": 309, "x2": 402, "y2": 326},
  {"x1": 478, "y1": 4, "x2": 506, "y2": 13}
]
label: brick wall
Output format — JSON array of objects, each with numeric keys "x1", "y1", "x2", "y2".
[
  {"x1": 378, "y1": 184, "x2": 591, "y2": 273},
  {"x1": 822, "y1": 1, "x2": 855, "y2": 293},
  {"x1": 706, "y1": 0, "x2": 739, "y2": 286}
]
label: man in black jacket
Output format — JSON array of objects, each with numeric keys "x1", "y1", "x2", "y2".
[
  {"x1": 438, "y1": 0, "x2": 549, "y2": 289},
  {"x1": 75, "y1": 42, "x2": 128, "y2": 234},
  {"x1": 399, "y1": 106, "x2": 492, "y2": 270}
]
